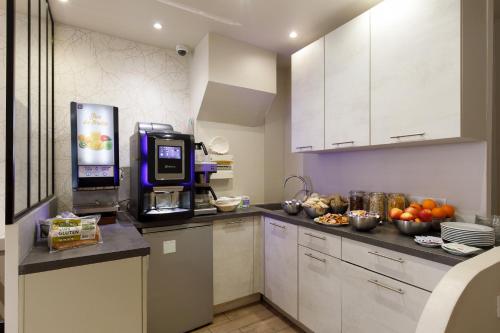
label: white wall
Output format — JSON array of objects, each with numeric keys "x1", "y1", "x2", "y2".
[
  {"x1": 54, "y1": 24, "x2": 286, "y2": 207},
  {"x1": 54, "y1": 24, "x2": 193, "y2": 210},
  {"x1": 493, "y1": 18, "x2": 500, "y2": 214},
  {"x1": 5, "y1": 198, "x2": 57, "y2": 333},
  {"x1": 195, "y1": 121, "x2": 266, "y2": 203},
  {"x1": 264, "y1": 67, "x2": 288, "y2": 202}
]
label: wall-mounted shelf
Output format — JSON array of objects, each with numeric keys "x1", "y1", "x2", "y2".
[
  {"x1": 211, "y1": 170, "x2": 234, "y2": 180},
  {"x1": 210, "y1": 154, "x2": 234, "y2": 179}
]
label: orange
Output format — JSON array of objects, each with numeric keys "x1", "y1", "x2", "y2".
[
  {"x1": 422, "y1": 199, "x2": 437, "y2": 210},
  {"x1": 409, "y1": 202, "x2": 422, "y2": 211},
  {"x1": 431, "y1": 207, "x2": 447, "y2": 219},
  {"x1": 442, "y1": 204, "x2": 455, "y2": 218}
]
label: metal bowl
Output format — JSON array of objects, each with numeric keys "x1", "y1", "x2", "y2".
[
  {"x1": 330, "y1": 203, "x2": 348, "y2": 215},
  {"x1": 282, "y1": 200, "x2": 303, "y2": 215},
  {"x1": 303, "y1": 206, "x2": 329, "y2": 219},
  {"x1": 349, "y1": 215, "x2": 379, "y2": 232},
  {"x1": 394, "y1": 219, "x2": 432, "y2": 235}
]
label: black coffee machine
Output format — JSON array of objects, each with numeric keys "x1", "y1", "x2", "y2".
[
  {"x1": 129, "y1": 123, "x2": 195, "y2": 222},
  {"x1": 194, "y1": 142, "x2": 218, "y2": 216}
]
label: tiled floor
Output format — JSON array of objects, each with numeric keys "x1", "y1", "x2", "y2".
[{"x1": 190, "y1": 302, "x2": 304, "y2": 333}]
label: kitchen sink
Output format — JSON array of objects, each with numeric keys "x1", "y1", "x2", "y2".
[{"x1": 255, "y1": 203, "x2": 283, "y2": 211}]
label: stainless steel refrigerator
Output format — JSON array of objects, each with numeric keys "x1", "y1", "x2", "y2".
[{"x1": 142, "y1": 223, "x2": 213, "y2": 333}]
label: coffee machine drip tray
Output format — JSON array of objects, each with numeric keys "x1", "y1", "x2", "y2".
[
  {"x1": 145, "y1": 207, "x2": 191, "y2": 215},
  {"x1": 194, "y1": 207, "x2": 217, "y2": 216}
]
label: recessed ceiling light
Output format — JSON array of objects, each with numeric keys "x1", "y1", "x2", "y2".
[
  {"x1": 59, "y1": 0, "x2": 69, "y2": 3},
  {"x1": 289, "y1": 31, "x2": 298, "y2": 39},
  {"x1": 154, "y1": 22, "x2": 163, "y2": 30}
]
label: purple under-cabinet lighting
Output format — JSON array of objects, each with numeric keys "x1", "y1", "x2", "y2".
[{"x1": 141, "y1": 133, "x2": 153, "y2": 186}]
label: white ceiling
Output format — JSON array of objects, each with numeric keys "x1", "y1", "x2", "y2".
[{"x1": 49, "y1": 0, "x2": 382, "y2": 60}]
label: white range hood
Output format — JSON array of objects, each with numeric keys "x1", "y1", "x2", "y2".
[{"x1": 190, "y1": 33, "x2": 277, "y2": 127}]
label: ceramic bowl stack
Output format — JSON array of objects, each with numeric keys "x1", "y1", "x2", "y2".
[{"x1": 441, "y1": 222, "x2": 495, "y2": 247}]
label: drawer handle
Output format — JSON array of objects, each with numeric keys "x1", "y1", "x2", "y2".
[
  {"x1": 368, "y1": 251, "x2": 405, "y2": 263},
  {"x1": 390, "y1": 133, "x2": 425, "y2": 139},
  {"x1": 368, "y1": 279, "x2": 405, "y2": 295},
  {"x1": 296, "y1": 146, "x2": 313, "y2": 150},
  {"x1": 270, "y1": 222, "x2": 286, "y2": 230},
  {"x1": 305, "y1": 252, "x2": 326, "y2": 263},
  {"x1": 304, "y1": 232, "x2": 326, "y2": 240},
  {"x1": 331, "y1": 141, "x2": 354, "y2": 146}
]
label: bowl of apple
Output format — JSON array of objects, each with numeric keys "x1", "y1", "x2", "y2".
[{"x1": 390, "y1": 206, "x2": 433, "y2": 235}]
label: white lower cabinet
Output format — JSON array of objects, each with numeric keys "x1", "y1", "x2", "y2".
[
  {"x1": 298, "y1": 246, "x2": 342, "y2": 333},
  {"x1": 341, "y1": 261, "x2": 430, "y2": 333},
  {"x1": 264, "y1": 218, "x2": 298, "y2": 319},
  {"x1": 22, "y1": 257, "x2": 147, "y2": 333},
  {"x1": 213, "y1": 217, "x2": 255, "y2": 305}
]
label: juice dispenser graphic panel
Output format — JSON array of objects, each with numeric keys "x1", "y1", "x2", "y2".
[{"x1": 71, "y1": 102, "x2": 120, "y2": 189}]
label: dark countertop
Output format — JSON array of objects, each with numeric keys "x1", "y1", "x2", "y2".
[
  {"x1": 19, "y1": 212, "x2": 150, "y2": 275},
  {"x1": 260, "y1": 209, "x2": 469, "y2": 266},
  {"x1": 19, "y1": 204, "x2": 470, "y2": 275},
  {"x1": 135, "y1": 205, "x2": 469, "y2": 266},
  {"x1": 133, "y1": 206, "x2": 264, "y2": 231}
]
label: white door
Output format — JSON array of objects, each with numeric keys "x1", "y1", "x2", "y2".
[
  {"x1": 298, "y1": 246, "x2": 341, "y2": 333},
  {"x1": 370, "y1": 0, "x2": 461, "y2": 145},
  {"x1": 342, "y1": 261, "x2": 430, "y2": 333},
  {"x1": 213, "y1": 218, "x2": 254, "y2": 305},
  {"x1": 291, "y1": 37, "x2": 325, "y2": 152},
  {"x1": 325, "y1": 12, "x2": 370, "y2": 149},
  {"x1": 264, "y1": 218, "x2": 298, "y2": 319}
]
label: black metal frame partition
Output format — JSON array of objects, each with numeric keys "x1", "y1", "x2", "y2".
[{"x1": 5, "y1": 0, "x2": 55, "y2": 225}]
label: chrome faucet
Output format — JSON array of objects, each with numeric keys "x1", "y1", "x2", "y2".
[{"x1": 284, "y1": 175, "x2": 311, "y2": 200}]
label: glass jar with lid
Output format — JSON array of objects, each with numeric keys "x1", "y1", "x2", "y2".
[
  {"x1": 349, "y1": 191, "x2": 365, "y2": 211},
  {"x1": 369, "y1": 192, "x2": 386, "y2": 220},
  {"x1": 387, "y1": 193, "x2": 406, "y2": 222}
]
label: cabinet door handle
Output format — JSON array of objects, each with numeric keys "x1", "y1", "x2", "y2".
[
  {"x1": 304, "y1": 232, "x2": 326, "y2": 240},
  {"x1": 270, "y1": 222, "x2": 286, "y2": 230},
  {"x1": 368, "y1": 251, "x2": 405, "y2": 263},
  {"x1": 390, "y1": 133, "x2": 425, "y2": 139},
  {"x1": 368, "y1": 279, "x2": 405, "y2": 294},
  {"x1": 331, "y1": 141, "x2": 354, "y2": 146},
  {"x1": 296, "y1": 146, "x2": 313, "y2": 150},
  {"x1": 305, "y1": 252, "x2": 327, "y2": 263}
]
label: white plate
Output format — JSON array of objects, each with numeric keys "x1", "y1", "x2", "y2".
[
  {"x1": 441, "y1": 222, "x2": 494, "y2": 232},
  {"x1": 313, "y1": 217, "x2": 349, "y2": 227},
  {"x1": 441, "y1": 233, "x2": 494, "y2": 240},
  {"x1": 415, "y1": 240, "x2": 442, "y2": 248},
  {"x1": 209, "y1": 136, "x2": 229, "y2": 155},
  {"x1": 442, "y1": 243, "x2": 481, "y2": 256}
]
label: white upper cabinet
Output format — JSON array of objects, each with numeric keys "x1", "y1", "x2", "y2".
[
  {"x1": 370, "y1": 0, "x2": 486, "y2": 145},
  {"x1": 325, "y1": 12, "x2": 370, "y2": 149},
  {"x1": 291, "y1": 0, "x2": 487, "y2": 152},
  {"x1": 291, "y1": 38, "x2": 325, "y2": 152}
]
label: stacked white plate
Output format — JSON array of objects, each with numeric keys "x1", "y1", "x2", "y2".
[{"x1": 441, "y1": 222, "x2": 495, "y2": 247}]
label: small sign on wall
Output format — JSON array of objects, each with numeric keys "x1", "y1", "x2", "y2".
[{"x1": 163, "y1": 240, "x2": 176, "y2": 254}]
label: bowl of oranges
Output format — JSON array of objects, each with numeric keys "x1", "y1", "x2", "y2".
[{"x1": 390, "y1": 198, "x2": 455, "y2": 233}]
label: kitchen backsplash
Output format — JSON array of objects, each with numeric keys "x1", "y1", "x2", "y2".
[{"x1": 54, "y1": 24, "x2": 193, "y2": 211}]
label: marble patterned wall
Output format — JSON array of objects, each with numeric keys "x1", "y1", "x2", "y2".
[{"x1": 54, "y1": 24, "x2": 193, "y2": 211}]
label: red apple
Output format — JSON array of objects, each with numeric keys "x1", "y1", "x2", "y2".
[
  {"x1": 418, "y1": 209, "x2": 433, "y2": 222},
  {"x1": 390, "y1": 208, "x2": 403, "y2": 220},
  {"x1": 400, "y1": 212, "x2": 415, "y2": 221},
  {"x1": 404, "y1": 207, "x2": 419, "y2": 217}
]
